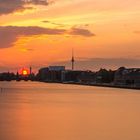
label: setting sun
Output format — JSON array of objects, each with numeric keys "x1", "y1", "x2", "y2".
[{"x1": 22, "y1": 69, "x2": 28, "y2": 76}]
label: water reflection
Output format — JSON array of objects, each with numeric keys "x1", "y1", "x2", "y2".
[{"x1": 0, "y1": 81, "x2": 140, "y2": 140}]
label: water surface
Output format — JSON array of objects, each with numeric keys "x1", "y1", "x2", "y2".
[{"x1": 0, "y1": 81, "x2": 140, "y2": 140}]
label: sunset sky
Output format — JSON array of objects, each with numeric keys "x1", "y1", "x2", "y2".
[{"x1": 0, "y1": 0, "x2": 140, "y2": 72}]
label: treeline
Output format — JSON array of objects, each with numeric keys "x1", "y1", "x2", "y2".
[
  {"x1": 0, "y1": 72, "x2": 16, "y2": 81},
  {"x1": 0, "y1": 72, "x2": 35, "y2": 81}
]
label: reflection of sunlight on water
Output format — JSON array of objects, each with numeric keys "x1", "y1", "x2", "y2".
[{"x1": 0, "y1": 81, "x2": 140, "y2": 140}]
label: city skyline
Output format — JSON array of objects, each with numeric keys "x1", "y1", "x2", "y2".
[{"x1": 0, "y1": 0, "x2": 140, "y2": 72}]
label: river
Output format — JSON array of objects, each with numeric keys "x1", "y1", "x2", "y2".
[{"x1": 0, "y1": 81, "x2": 140, "y2": 140}]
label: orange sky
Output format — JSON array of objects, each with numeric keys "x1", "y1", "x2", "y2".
[{"x1": 0, "y1": 0, "x2": 140, "y2": 72}]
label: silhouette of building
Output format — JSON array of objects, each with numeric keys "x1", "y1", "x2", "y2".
[
  {"x1": 95, "y1": 69, "x2": 115, "y2": 83},
  {"x1": 61, "y1": 70, "x2": 83, "y2": 82},
  {"x1": 77, "y1": 71, "x2": 96, "y2": 83},
  {"x1": 114, "y1": 67, "x2": 140, "y2": 86},
  {"x1": 0, "y1": 72, "x2": 15, "y2": 81},
  {"x1": 37, "y1": 66, "x2": 65, "y2": 82},
  {"x1": 48, "y1": 66, "x2": 65, "y2": 71}
]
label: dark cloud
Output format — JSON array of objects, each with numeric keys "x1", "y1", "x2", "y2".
[
  {"x1": 27, "y1": 0, "x2": 48, "y2": 5},
  {"x1": 42, "y1": 20, "x2": 90, "y2": 29},
  {"x1": 0, "y1": 0, "x2": 49, "y2": 15},
  {"x1": 42, "y1": 20, "x2": 68, "y2": 27},
  {"x1": 70, "y1": 28, "x2": 95, "y2": 37},
  {"x1": 0, "y1": 26, "x2": 95, "y2": 48},
  {"x1": 0, "y1": 26, "x2": 65, "y2": 48}
]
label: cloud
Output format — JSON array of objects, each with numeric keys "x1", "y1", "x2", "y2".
[
  {"x1": 0, "y1": 26, "x2": 95, "y2": 48},
  {"x1": 42, "y1": 20, "x2": 68, "y2": 27},
  {"x1": 0, "y1": 26, "x2": 65, "y2": 48},
  {"x1": 42, "y1": 20, "x2": 90, "y2": 29},
  {"x1": 70, "y1": 28, "x2": 95, "y2": 37},
  {"x1": 53, "y1": 58, "x2": 140, "y2": 71},
  {"x1": 0, "y1": 0, "x2": 49, "y2": 15},
  {"x1": 42, "y1": 20, "x2": 50, "y2": 23},
  {"x1": 1, "y1": 58, "x2": 139, "y2": 73},
  {"x1": 133, "y1": 30, "x2": 140, "y2": 34},
  {"x1": 19, "y1": 48, "x2": 34, "y2": 52}
]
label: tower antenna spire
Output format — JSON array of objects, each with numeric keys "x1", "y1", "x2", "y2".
[{"x1": 71, "y1": 48, "x2": 75, "y2": 70}]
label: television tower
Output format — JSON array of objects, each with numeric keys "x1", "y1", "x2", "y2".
[{"x1": 71, "y1": 49, "x2": 75, "y2": 70}]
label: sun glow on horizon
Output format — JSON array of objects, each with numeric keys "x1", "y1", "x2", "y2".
[{"x1": 22, "y1": 69, "x2": 29, "y2": 76}]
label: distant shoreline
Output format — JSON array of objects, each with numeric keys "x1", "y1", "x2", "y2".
[
  {"x1": 43, "y1": 81, "x2": 140, "y2": 90},
  {"x1": 76, "y1": 83, "x2": 140, "y2": 90},
  {"x1": 0, "y1": 80, "x2": 140, "y2": 90}
]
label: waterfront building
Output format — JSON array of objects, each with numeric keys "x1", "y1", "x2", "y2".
[
  {"x1": 95, "y1": 69, "x2": 115, "y2": 83},
  {"x1": 48, "y1": 66, "x2": 65, "y2": 71},
  {"x1": 77, "y1": 71, "x2": 96, "y2": 83},
  {"x1": 62, "y1": 70, "x2": 83, "y2": 82},
  {"x1": 37, "y1": 66, "x2": 65, "y2": 82},
  {"x1": 114, "y1": 67, "x2": 140, "y2": 86}
]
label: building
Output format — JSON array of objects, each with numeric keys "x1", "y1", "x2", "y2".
[
  {"x1": 95, "y1": 69, "x2": 115, "y2": 83},
  {"x1": 77, "y1": 71, "x2": 96, "y2": 83},
  {"x1": 37, "y1": 66, "x2": 65, "y2": 82},
  {"x1": 48, "y1": 66, "x2": 65, "y2": 71},
  {"x1": 62, "y1": 70, "x2": 83, "y2": 82},
  {"x1": 114, "y1": 67, "x2": 140, "y2": 86}
]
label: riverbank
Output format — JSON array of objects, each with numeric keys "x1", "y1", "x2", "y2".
[
  {"x1": 42, "y1": 81, "x2": 140, "y2": 90},
  {"x1": 63, "y1": 82, "x2": 140, "y2": 90},
  {"x1": 0, "y1": 80, "x2": 140, "y2": 90}
]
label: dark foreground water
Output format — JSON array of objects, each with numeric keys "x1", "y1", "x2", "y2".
[{"x1": 0, "y1": 81, "x2": 140, "y2": 140}]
